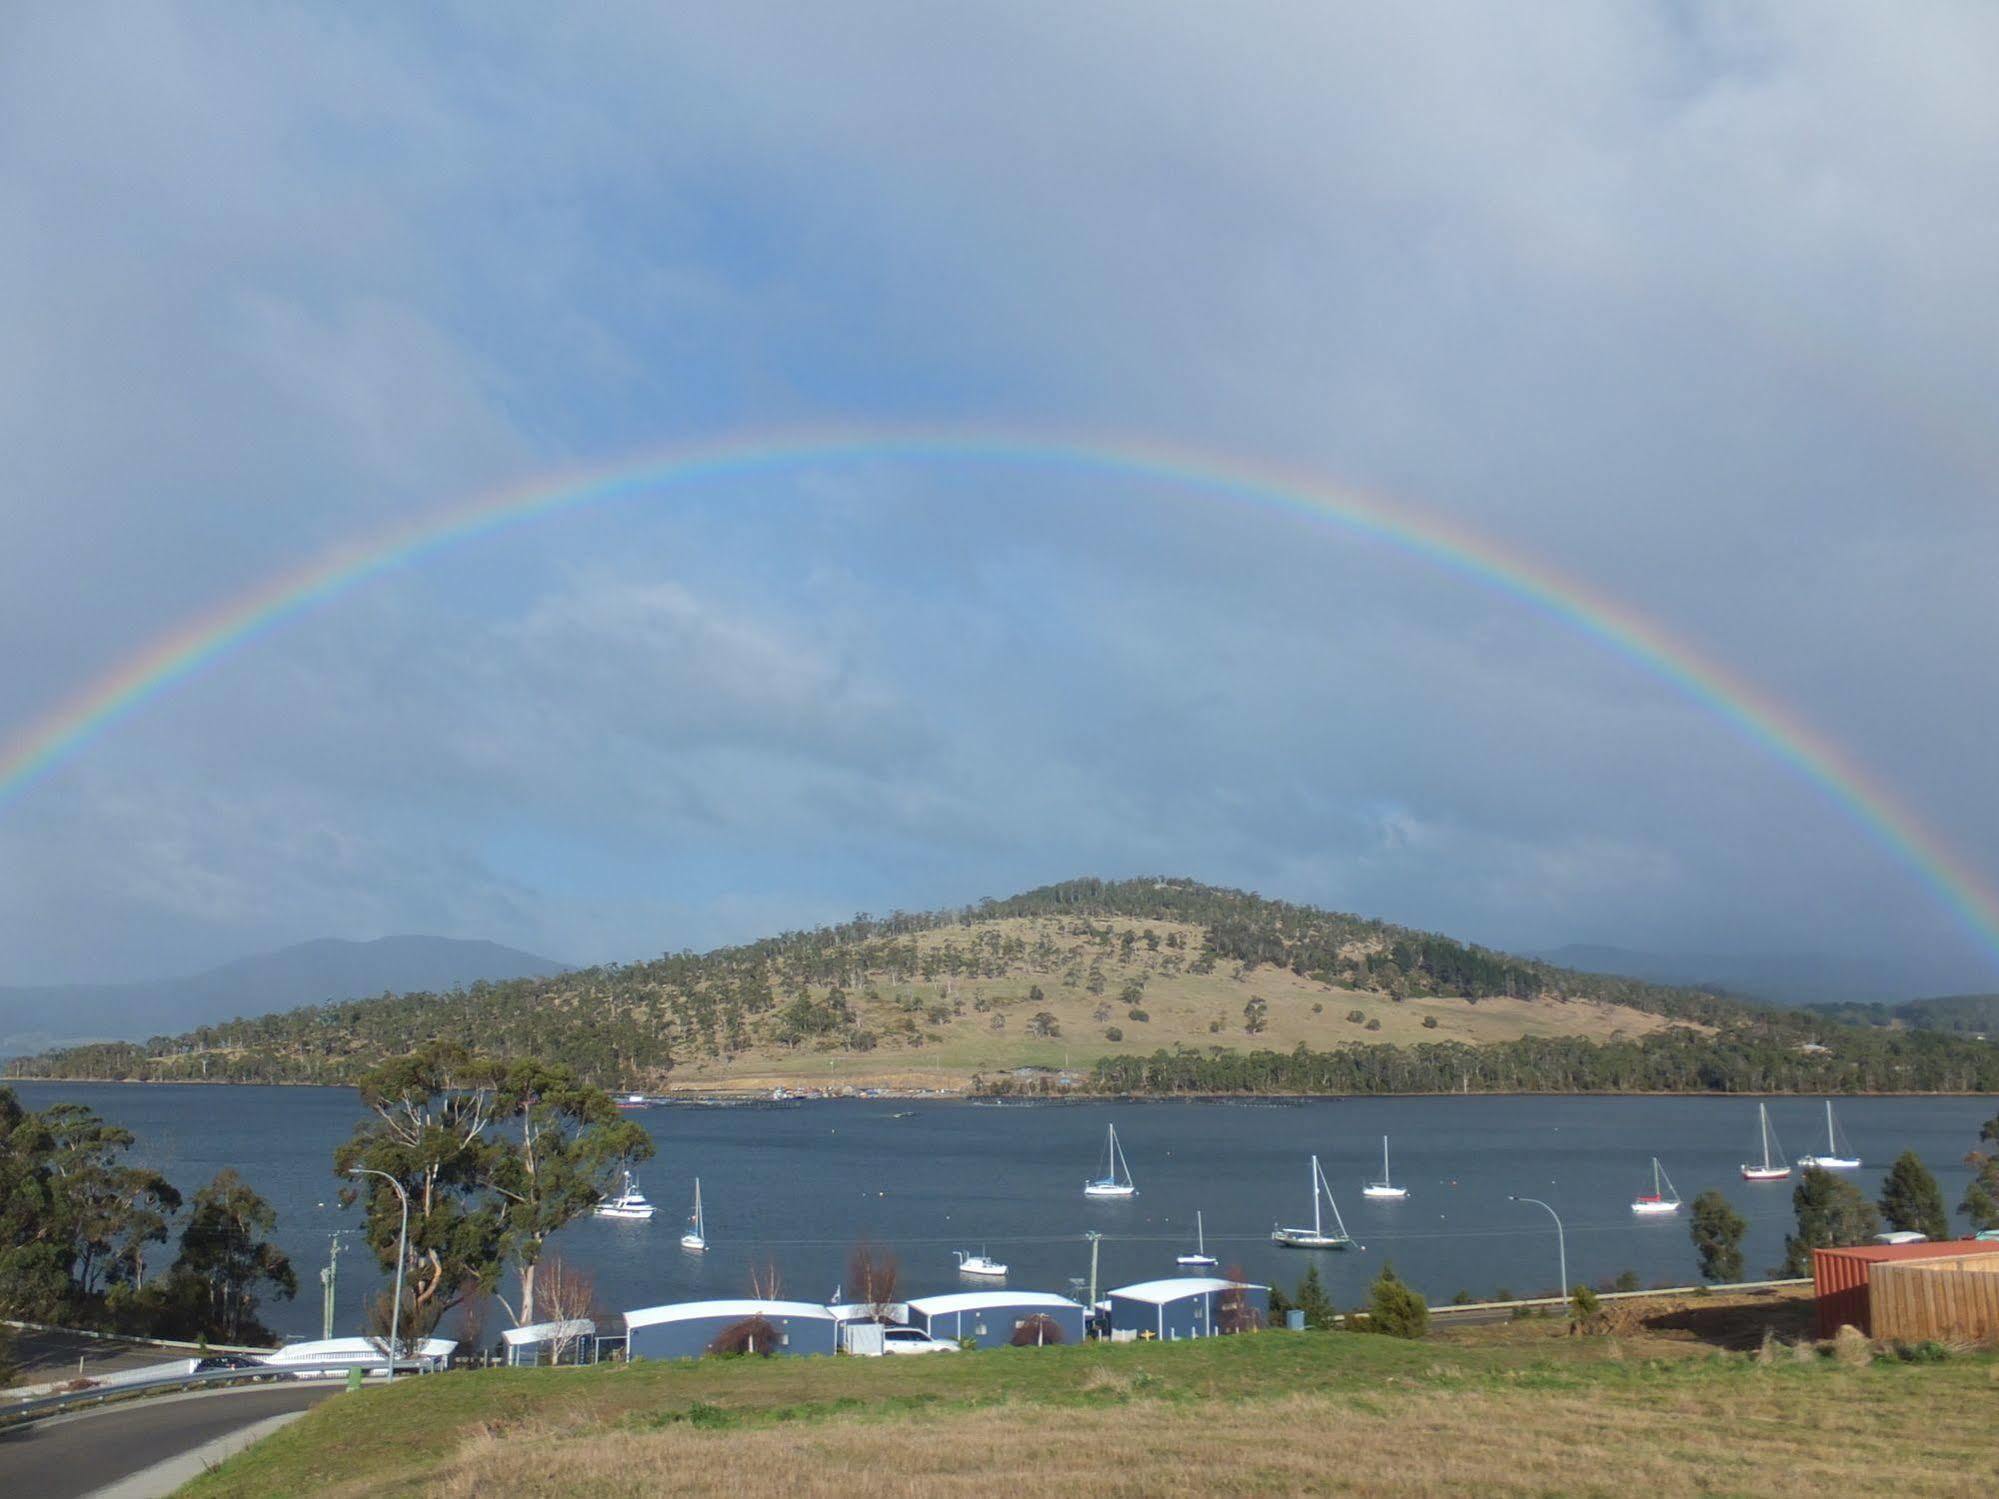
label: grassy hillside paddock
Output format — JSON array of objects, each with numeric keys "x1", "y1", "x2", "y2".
[{"x1": 189, "y1": 1291, "x2": 1998, "y2": 1498}]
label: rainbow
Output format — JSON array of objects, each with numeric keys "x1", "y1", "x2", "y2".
[{"x1": 4, "y1": 424, "x2": 1996, "y2": 963}]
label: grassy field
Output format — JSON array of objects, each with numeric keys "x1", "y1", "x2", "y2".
[
  {"x1": 663, "y1": 917, "x2": 1687, "y2": 1092},
  {"x1": 188, "y1": 1292, "x2": 1997, "y2": 1497}
]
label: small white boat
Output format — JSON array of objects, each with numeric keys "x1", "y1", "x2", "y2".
[
  {"x1": 595, "y1": 1167, "x2": 656, "y2": 1221},
  {"x1": 1083, "y1": 1123, "x2": 1137, "y2": 1198},
  {"x1": 1177, "y1": 1210, "x2": 1218, "y2": 1268},
  {"x1": 1740, "y1": 1103, "x2": 1791, "y2": 1181},
  {"x1": 1796, "y1": 1100, "x2": 1861, "y2": 1170},
  {"x1": 1631, "y1": 1157, "x2": 1682, "y2": 1216},
  {"x1": 1272, "y1": 1153, "x2": 1355, "y2": 1249},
  {"x1": 955, "y1": 1248, "x2": 1007, "y2": 1278},
  {"x1": 679, "y1": 1177, "x2": 707, "y2": 1251},
  {"x1": 1362, "y1": 1135, "x2": 1409, "y2": 1200}
]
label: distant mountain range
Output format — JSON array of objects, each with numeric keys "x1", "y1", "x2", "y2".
[
  {"x1": 0, "y1": 936, "x2": 569, "y2": 1057},
  {"x1": 1528, "y1": 944, "x2": 1943, "y2": 1006}
]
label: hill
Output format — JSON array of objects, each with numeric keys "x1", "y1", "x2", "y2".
[
  {"x1": 15, "y1": 876, "x2": 1993, "y2": 1095},
  {"x1": 1806, "y1": 992, "x2": 1999, "y2": 1037},
  {"x1": 0, "y1": 935, "x2": 569, "y2": 1056}
]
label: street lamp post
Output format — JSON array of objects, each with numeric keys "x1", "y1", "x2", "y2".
[
  {"x1": 1509, "y1": 1195, "x2": 1567, "y2": 1300},
  {"x1": 347, "y1": 1168, "x2": 409, "y2": 1383}
]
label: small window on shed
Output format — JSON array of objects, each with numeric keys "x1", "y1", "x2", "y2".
[{"x1": 974, "y1": 1320, "x2": 987, "y2": 1336}]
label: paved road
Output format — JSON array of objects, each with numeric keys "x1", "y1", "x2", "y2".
[
  {"x1": 0, "y1": 1383, "x2": 337, "y2": 1498},
  {"x1": 7, "y1": 1328, "x2": 181, "y2": 1383}
]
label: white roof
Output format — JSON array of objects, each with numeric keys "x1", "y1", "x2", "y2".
[
  {"x1": 502, "y1": 1318, "x2": 596, "y2": 1345},
  {"x1": 826, "y1": 1302, "x2": 909, "y2": 1322},
  {"x1": 264, "y1": 1336, "x2": 456, "y2": 1363},
  {"x1": 624, "y1": 1299, "x2": 836, "y2": 1330},
  {"x1": 906, "y1": 1291, "x2": 1084, "y2": 1316},
  {"x1": 1107, "y1": 1277, "x2": 1264, "y2": 1305}
]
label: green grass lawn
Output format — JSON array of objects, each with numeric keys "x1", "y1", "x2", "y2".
[{"x1": 188, "y1": 1320, "x2": 1999, "y2": 1498}]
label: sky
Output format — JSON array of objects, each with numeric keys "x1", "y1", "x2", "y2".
[{"x1": 3, "y1": 3, "x2": 1998, "y2": 994}]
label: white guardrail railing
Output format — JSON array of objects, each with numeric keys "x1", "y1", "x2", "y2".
[
  {"x1": 1422, "y1": 1277, "x2": 1811, "y2": 1318},
  {"x1": 0, "y1": 1361, "x2": 431, "y2": 1429}
]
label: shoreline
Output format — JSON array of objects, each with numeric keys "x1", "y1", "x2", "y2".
[{"x1": 5, "y1": 1074, "x2": 1994, "y2": 1102}]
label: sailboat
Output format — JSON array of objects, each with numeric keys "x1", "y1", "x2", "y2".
[
  {"x1": 1272, "y1": 1154, "x2": 1355, "y2": 1249},
  {"x1": 594, "y1": 1166, "x2": 656, "y2": 1221},
  {"x1": 1177, "y1": 1210, "x2": 1218, "y2": 1268},
  {"x1": 1796, "y1": 1100, "x2": 1861, "y2": 1170},
  {"x1": 1630, "y1": 1157, "x2": 1682, "y2": 1215},
  {"x1": 1740, "y1": 1103, "x2": 1791, "y2": 1181},
  {"x1": 954, "y1": 1247, "x2": 1007, "y2": 1278},
  {"x1": 1083, "y1": 1123, "x2": 1137, "y2": 1198},
  {"x1": 679, "y1": 1178, "x2": 707, "y2": 1251},
  {"x1": 1362, "y1": 1135, "x2": 1409, "y2": 1200}
]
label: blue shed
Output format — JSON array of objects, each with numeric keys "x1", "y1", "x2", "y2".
[
  {"x1": 1105, "y1": 1277, "x2": 1269, "y2": 1341},
  {"x1": 624, "y1": 1299, "x2": 839, "y2": 1360},
  {"x1": 905, "y1": 1291, "x2": 1087, "y2": 1349}
]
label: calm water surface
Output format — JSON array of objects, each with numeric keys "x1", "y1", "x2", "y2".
[{"x1": 12, "y1": 1083, "x2": 1994, "y2": 1339}]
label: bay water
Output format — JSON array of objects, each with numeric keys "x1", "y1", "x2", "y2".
[{"x1": 11, "y1": 1082, "x2": 1993, "y2": 1340}]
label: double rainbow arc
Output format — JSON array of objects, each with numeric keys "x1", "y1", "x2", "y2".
[{"x1": 4, "y1": 426, "x2": 1994, "y2": 964}]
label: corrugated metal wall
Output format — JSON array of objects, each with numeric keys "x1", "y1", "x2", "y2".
[{"x1": 1870, "y1": 1254, "x2": 1999, "y2": 1344}]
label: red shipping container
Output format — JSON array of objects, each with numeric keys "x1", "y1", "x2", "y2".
[{"x1": 1812, "y1": 1241, "x2": 1992, "y2": 1337}]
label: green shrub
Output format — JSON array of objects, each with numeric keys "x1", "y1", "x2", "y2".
[{"x1": 1366, "y1": 1263, "x2": 1429, "y2": 1339}]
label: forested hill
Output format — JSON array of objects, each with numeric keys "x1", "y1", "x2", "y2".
[
  {"x1": 7, "y1": 877, "x2": 1984, "y2": 1094},
  {"x1": 1806, "y1": 992, "x2": 1999, "y2": 1036}
]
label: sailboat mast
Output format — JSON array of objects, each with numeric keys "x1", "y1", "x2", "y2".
[
  {"x1": 1196, "y1": 1211, "x2": 1205, "y2": 1253},
  {"x1": 1825, "y1": 1100, "x2": 1835, "y2": 1155},
  {"x1": 1382, "y1": 1136, "x2": 1391, "y2": 1181},
  {"x1": 1310, "y1": 1154, "x2": 1323, "y2": 1237}
]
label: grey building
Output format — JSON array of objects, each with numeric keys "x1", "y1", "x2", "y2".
[
  {"x1": 1105, "y1": 1277, "x2": 1270, "y2": 1341},
  {"x1": 904, "y1": 1291, "x2": 1086, "y2": 1348},
  {"x1": 624, "y1": 1299, "x2": 839, "y2": 1360}
]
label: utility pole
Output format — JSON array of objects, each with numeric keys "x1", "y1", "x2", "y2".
[
  {"x1": 1086, "y1": 1231, "x2": 1103, "y2": 1310},
  {"x1": 319, "y1": 1232, "x2": 348, "y2": 1340}
]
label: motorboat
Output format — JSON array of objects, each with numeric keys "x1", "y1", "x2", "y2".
[{"x1": 594, "y1": 1167, "x2": 656, "y2": 1221}]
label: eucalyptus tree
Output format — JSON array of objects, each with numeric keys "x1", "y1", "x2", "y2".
[
  {"x1": 485, "y1": 1058, "x2": 651, "y2": 1325},
  {"x1": 334, "y1": 1043, "x2": 504, "y2": 1338},
  {"x1": 168, "y1": 1168, "x2": 296, "y2": 1341}
]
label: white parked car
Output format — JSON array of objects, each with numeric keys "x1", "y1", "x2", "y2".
[{"x1": 880, "y1": 1327, "x2": 959, "y2": 1355}]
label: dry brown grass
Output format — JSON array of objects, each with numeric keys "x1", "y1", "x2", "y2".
[{"x1": 421, "y1": 1382, "x2": 1997, "y2": 1499}]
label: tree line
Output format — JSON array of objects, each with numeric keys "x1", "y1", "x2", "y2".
[
  {"x1": 1056, "y1": 1028, "x2": 1999, "y2": 1097},
  {"x1": 1, "y1": 1049, "x2": 645, "y2": 1352},
  {"x1": 0, "y1": 1086, "x2": 296, "y2": 1343}
]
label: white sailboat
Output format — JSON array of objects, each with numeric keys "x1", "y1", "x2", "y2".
[
  {"x1": 1740, "y1": 1103, "x2": 1791, "y2": 1181},
  {"x1": 1272, "y1": 1154, "x2": 1355, "y2": 1249},
  {"x1": 1796, "y1": 1100, "x2": 1860, "y2": 1170},
  {"x1": 1362, "y1": 1135, "x2": 1409, "y2": 1200},
  {"x1": 595, "y1": 1166, "x2": 656, "y2": 1221},
  {"x1": 954, "y1": 1247, "x2": 1007, "y2": 1278},
  {"x1": 1630, "y1": 1157, "x2": 1682, "y2": 1215},
  {"x1": 1177, "y1": 1210, "x2": 1218, "y2": 1268},
  {"x1": 679, "y1": 1178, "x2": 707, "y2": 1251},
  {"x1": 1083, "y1": 1123, "x2": 1137, "y2": 1198}
]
